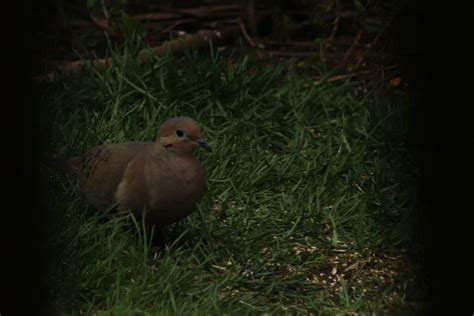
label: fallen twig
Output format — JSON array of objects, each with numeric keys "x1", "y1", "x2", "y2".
[
  {"x1": 145, "y1": 4, "x2": 240, "y2": 17},
  {"x1": 34, "y1": 25, "x2": 240, "y2": 82},
  {"x1": 135, "y1": 12, "x2": 210, "y2": 21},
  {"x1": 342, "y1": 30, "x2": 363, "y2": 62},
  {"x1": 137, "y1": 26, "x2": 237, "y2": 60},
  {"x1": 262, "y1": 50, "x2": 320, "y2": 57},
  {"x1": 239, "y1": 19, "x2": 255, "y2": 47},
  {"x1": 89, "y1": 14, "x2": 109, "y2": 31},
  {"x1": 88, "y1": 10, "x2": 120, "y2": 37},
  {"x1": 134, "y1": 6, "x2": 240, "y2": 20},
  {"x1": 246, "y1": 0, "x2": 259, "y2": 37},
  {"x1": 159, "y1": 19, "x2": 197, "y2": 34},
  {"x1": 257, "y1": 39, "x2": 322, "y2": 48},
  {"x1": 101, "y1": 0, "x2": 110, "y2": 21},
  {"x1": 328, "y1": 0, "x2": 341, "y2": 39},
  {"x1": 312, "y1": 64, "x2": 398, "y2": 85},
  {"x1": 134, "y1": 12, "x2": 179, "y2": 20}
]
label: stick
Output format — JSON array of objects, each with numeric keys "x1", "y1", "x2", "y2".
[
  {"x1": 257, "y1": 39, "x2": 322, "y2": 48},
  {"x1": 89, "y1": 14, "x2": 110, "y2": 31},
  {"x1": 159, "y1": 19, "x2": 197, "y2": 34},
  {"x1": 101, "y1": 0, "x2": 110, "y2": 21},
  {"x1": 137, "y1": 26, "x2": 237, "y2": 61},
  {"x1": 328, "y1": 0, "x2": 341, "y2": 39},
  {"x1": 239, "y1": 19, "x2": 255, "y2": 47},
  {"x1": 34, "y1": 26, "x2": 240, "y2": 82},
  {"x1": 134, "y1": 7, "x2": 239, "y2": 21},
  {"x1": 146, "y1": 4, "x2": 240, "y2": 17},
  {"x1": 89, "y1": 12, "x2": 120, "y2": 37},
  {"x1": 342, "y1": 30, "x2": 363, "y2": 62},
  {"x1": 246, "y1": 0, "x2": 259, "y2": 37},
  {"x1": 312, "y1": 65, "x2": 398, "y2": 85}
]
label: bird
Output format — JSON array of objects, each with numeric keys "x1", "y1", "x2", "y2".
[{"x1": 49, "y1": 116, "x2": 211, "y2": 230}]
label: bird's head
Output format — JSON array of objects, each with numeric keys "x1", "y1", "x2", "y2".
[{"x1": 157, "y1": 116, "x2": 211, "y2": 154}]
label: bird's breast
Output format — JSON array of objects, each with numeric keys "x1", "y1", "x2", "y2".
[
  {"x1": 114, "y1": 150, "x2": 206, "y2": 228},
  {"x1": 144, "y1": 155, "x2": 206, "y2": 223}
]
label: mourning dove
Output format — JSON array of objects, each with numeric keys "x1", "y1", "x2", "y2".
[{"x1": 51, "y1": 116, "x2": 211, "y2": 229}]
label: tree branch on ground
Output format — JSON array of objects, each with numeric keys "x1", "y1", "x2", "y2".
[{"x1": 35, "y1": 25, "x2": 240, "y2": 82}]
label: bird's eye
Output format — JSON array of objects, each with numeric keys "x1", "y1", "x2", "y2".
[{"x1": 175, "y1": 128, "x2": 185, "y2": 138}]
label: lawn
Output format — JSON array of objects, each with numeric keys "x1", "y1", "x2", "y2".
[{"x1": 40, "y1": 46, "x2": 418, "y2": 314}]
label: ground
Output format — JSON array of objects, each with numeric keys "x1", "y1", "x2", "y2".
[
  {"x1": 35, "y1": 0, "x2": 431, "y2": 314},
  {"x1": 40, "y1": 49, "x2": 425, "y2": 314}
]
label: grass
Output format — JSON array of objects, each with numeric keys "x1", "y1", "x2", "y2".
[{"x1": 40, "y1": 44, "x2": 418, "y2": 314}]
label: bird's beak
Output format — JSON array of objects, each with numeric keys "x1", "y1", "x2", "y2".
[{"x1": 196, "y1": 139, "x2": 212, "y2": 152}]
